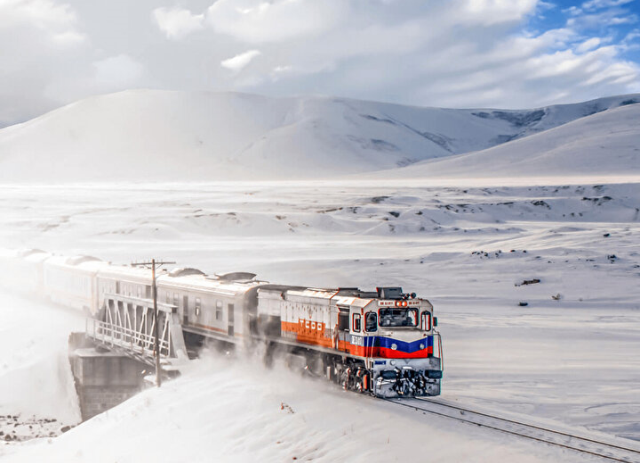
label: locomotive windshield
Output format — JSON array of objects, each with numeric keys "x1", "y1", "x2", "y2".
[{"x1": 379, "y1": 307, "x2": 418, "y2": 327}]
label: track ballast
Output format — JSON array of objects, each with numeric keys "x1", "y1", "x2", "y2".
[{"x1": 389, "y1": 398, "x2": 640, "y2": 462}]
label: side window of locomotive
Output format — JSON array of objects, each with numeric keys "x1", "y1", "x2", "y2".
[
  {"x1": 408, "y1": 308, "x2": 418, "y2": 326},
  {"x1": 216, "y1": 300, "x2": 223, "y2": 320},
  {"x1": 195, "y1": 297, "x2": 201, "y2": 316},
  {"x1": 365, "y1": 312, "x2": 377, "y2": 332},
  {"x1": 421, "y1": 312, "x2": 432, "y2": 331},
  {"x1": 352, "y1": 313, "x2": 361, "y2": 332}
]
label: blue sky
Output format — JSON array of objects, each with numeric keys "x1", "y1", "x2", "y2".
[
  {"x1": 0, "y1": 0, "x2": 639, "y2": 126},
  {"x1": 531, "y1": 0, "x2": 640, "y2": 61}
]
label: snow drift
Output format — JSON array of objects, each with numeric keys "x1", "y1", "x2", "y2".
[{"x1": 0, "y1": 90, "x2": 637, "y2": 182}]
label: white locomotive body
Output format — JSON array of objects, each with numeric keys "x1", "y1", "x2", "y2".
[{"x1": 256, "y1": 286, "x2": 442, "y2": 397}]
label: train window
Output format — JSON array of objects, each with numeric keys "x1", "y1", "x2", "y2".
[
  {"x1": 115, "y1": 281, "x2": 120, "y2": 294},
  {"x1": 173, "y1": 293, "x2": 179, "y2": 307},
  {"x1": 137, "y1": 287, "x2": 141, "y2": 298},
  {"x1": 146, "y1": 286, "x2": 151, "y2": 299},
  {"x1": 166, "y1": 293, "x2": 170, "y2": 304},
  {"x1": 195, "y1": 298, "x2": 201, "y2": 316},
  {"x1": 365, "y1": 312, "x2": 377, "y2": 332},
  {"x1": 379, "y1": 308, "x2": 419, "y2": 327},
  {"x1": 352, "y1": 313, "x2": 361, "y2": 332},
  {"x1": 216, "y1": 300, "x2": 223, "y2": 320},
  {"x1": 421, "y1": 312, "x2": 432, "y2": 331}
]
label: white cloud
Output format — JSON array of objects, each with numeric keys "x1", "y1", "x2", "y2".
[
  {"x1": 620, "y1": 29, "x2": 640, "y2": 51},
  {"x1": 207, "y1": 0, "x2": 349, "y2": 43},
  {"x1": 94, "y1": 54, "x2": 143, "y2": 86},
  {"x1": 577, "y1": 37, "x2": 602, "y2": 52},
  {"x1": 152, "y1": 6, "x2": 204, "y2": 40},
  {"x1": 0, "y1": 0, "x2": 79, "y2": 31},
  {"x1": 220, "y1": 49, "x2": 261, "y2": 72},
  {"x1": 461, "y1": 0, "x2": 539, "y2": 25},
  {"x1": 563, "y1": 6, "x2": 583, "y2": 15},
  {"x1": 0, "y1": 0, "x2": 85, "y2": 46},
  {"x1": 582, "y1": 0, "x2": 635, "y2": 11},
  {"x1": 567, "y1": 9, "x2": 638, "y2": 28},
  {"x1": 0, "y1": 0, "x2": 88, "y2": 124},
  {"x1": 51, "y1": 29, "x2": 84, "y2": 46}
]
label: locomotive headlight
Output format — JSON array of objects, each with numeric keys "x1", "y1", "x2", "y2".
[
  {"x1": 391, "y1": 343, "x2": 397, "y2": 350},
  {"x1": 420, "y1": 343, "x2": 425, "y2": 350}
]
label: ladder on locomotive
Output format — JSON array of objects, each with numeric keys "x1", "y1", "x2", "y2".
[{"x1": 85, "y1": 293, "x2": 188, "y2": 369}]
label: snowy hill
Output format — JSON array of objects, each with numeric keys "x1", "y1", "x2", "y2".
[
  {"x1": 0, "y1": 90, "x2": 637, "y2": 182},
  {"x1": 378, "y1": 103, "x2": 640, "y2": 180}
]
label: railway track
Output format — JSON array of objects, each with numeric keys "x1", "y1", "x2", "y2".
[{"x1": 389, "y1": 397, "x2": 640, "y2": 462}]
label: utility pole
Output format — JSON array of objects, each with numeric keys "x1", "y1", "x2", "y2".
[{"x1": 132, "y1": 258, "x2": 175, "y2": 387}]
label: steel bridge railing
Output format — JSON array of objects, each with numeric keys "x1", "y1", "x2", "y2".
[{"x1": 87, "y1": 318, "x2": 171, "y2": 359}]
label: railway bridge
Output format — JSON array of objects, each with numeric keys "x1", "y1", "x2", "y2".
[
  {"x1": 69, "y1": 293, "x2": 189, "y2": 420},
  {"x1": 86, "y1": 292, "x2": 188, "y2": 368}
]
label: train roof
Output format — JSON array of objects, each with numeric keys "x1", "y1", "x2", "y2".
[
  {"x1": 260, "y1": 286, "x2": 431, "y2": 308},
  {"x1": 157, "y1": 271, "x2": 269, "y2": 296},
  {"x1": 98, "y1": 264, "x2": 155, "y2": 281},
  {"x1": 260, "y1": 287, "x2": 375, "y2": 308},
  {"x1": 23, "y1": 250, "x2": 51, "y2": 263},
  {"x1": 0, "y1": 248, "x2": 49, "y2": 261},
  {"x1": 45, "y1": 254, "x2": 108, "y2": 272}
]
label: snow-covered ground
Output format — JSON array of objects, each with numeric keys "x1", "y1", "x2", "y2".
[
  {"x1": 0, "y1": 293, "x2": 83, "y2": 446},
  {"x1": 0, "y1": 336, "x2": 600, "y2": 463},
  {"x1": 0, "y1": 180, "x2": 638, "y2": 462}
]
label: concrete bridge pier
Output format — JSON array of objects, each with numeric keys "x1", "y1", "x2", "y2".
[{"x1": 68, "y1": 333, "x2": 148, "y2": 421}]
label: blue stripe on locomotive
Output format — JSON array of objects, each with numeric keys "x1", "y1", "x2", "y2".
[{"x1": 349, "y1": 334, "x2": 433, "y2": 353}]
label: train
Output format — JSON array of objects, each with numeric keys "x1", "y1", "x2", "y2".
[{"x1": 0, "y1": 248, "x2": 443, "y2": 398}]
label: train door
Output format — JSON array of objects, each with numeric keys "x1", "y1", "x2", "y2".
[
  {"x1": 337, "y1": 306, "x2": 350, "y2": 352},
  {"x1": 364, "y1": 311, "x2": 378, "y2": 357},
  {"x1": 228, "y1": 303, "x2": 235, "y2": 336},
  {"x1": 183, "y1": 295, "x2": 189, "y2": 325},
  {"x1": 351, "y1": 309, "x2": 362, "y2": 356}
]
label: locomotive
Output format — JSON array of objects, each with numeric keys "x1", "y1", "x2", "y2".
[{"x1": 0, "y1": 248, "x2": 443, "y2": 398}]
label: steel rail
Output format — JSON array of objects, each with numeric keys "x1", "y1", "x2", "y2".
[
  {"x1": 421, "y1": 398, "x2": 640, "y2": 455},
  {"x1": 389, "y1": 398, "x2": 640, "y2": 463}
]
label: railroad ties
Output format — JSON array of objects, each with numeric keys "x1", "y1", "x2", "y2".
[{"x1": 390, "y1": 398, "x2": 640, "y2": 463}]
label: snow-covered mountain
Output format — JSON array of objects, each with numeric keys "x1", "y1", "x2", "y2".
[
  {"x1": 379, "y1": 102, "x2": 640, "y2": 179},
  {"x1": 0, "y1": 89, "x2": 637, "y2": 181}
]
